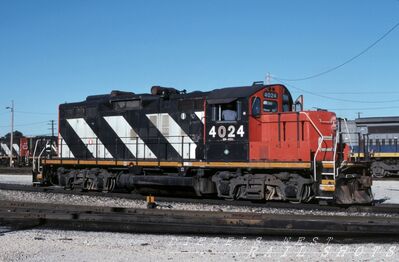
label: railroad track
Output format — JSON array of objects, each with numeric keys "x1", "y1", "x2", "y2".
[
  {"x1": 1, "y1": 183, "x2": 399, "y2": 214},
  {"x1": 1, "y1": 200, "x2": 399, "y2": 237}
]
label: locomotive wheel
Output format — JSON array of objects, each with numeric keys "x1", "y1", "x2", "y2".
[{"x1": 371, "y1": 166, "x2": 385, "y2": 178}]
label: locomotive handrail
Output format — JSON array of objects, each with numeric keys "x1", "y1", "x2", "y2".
[
  {"x1": 299, "y1": 112, "x2": 328, "y2": 181},
  {"x1": 57, "y1": 135, "x2": 197, "y2": 161},
  {"x1": 339, "y1": 131, "x2": 371, "y2": 160},
  {"x1": 33, "y1": 140, "x2": 52, "y2": 174},
  {"x1": 332, "y1": 130, "x2": 338, "y2": 177},
  {"x1": 342, "y1": 119, "x2": 353, "y2": 150},
  {"x1": 32, "y1": 139, "x2": 41, "y2": 172},
  {"x1": 299, "y1": 112, "x2": 323, "y2": 139}
]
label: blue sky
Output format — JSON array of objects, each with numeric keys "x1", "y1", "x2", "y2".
[{"x1": 0, "y1": 0, "x2": 398, "y2": 136}]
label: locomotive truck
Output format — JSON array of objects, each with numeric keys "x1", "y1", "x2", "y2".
[{"x1": 33, "y1": 82, "x2": 373, "y2": 205}]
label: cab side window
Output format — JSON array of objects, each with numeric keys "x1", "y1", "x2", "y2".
[
  {"x1": 282, "y1": 94, "x2": 290, "y2": 112},
  {"x1": 221, "y1": 103, "x2": 237, "y2": 121},
  {"x1": 212, "y1": 100, "x2": 242, "y2": 121},
  {"x1": 252, "y1": 97, "x2": 261, "y2": 117}
]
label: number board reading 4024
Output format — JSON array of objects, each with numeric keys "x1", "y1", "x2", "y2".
[{"x1": 208, "y1": 125, "x2": 245, "y2": 140}]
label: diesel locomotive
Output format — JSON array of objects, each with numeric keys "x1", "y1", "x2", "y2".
[
  {"x1": 33, "y1": 82, "x2": 373, "y2": 204},
  {"x1": 0, "y1": 134, "x2": 57, "y2": 167},
  {"x1": 344, "y1": 117, "x2": 399, "y2": 178},
  {"x1": 0, "y1": 133, "x2": 22, "y2": 166}
]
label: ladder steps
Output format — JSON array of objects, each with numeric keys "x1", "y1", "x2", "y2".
[{"x1": 314, "y1": 134, "x2": 338, "y2": 181}]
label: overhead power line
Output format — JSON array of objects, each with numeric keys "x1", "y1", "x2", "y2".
[
  {"x1": 322, "y1": 91, "x2": 399, "y2": 95},
  {"x1": 276, "y1": 79, "x2": 399, "y2": 104},
  {"x1": 328, "y1": 105, "x2": 399, "y2": 111},
  {"x1": 273, "y1": 20, "x2": 399, "y2": 81}
]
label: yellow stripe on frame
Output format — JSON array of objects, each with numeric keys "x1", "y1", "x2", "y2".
[
  {"x1": 42, "y1": 159, "x2": 311, "y2": 169},
  {"x1": 350, "y1": 152, "x2": 399, "y2": 158}
]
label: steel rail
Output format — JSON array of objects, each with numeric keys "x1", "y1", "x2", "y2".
[{"x1": 0, "y1": 201, "x2": 399, "y2": 237}]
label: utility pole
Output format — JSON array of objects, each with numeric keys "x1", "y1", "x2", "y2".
[
  {"x1": 6, "y1": 100, "x2": 14, "y2": 167},
  {"x1": 357, "y1": 112, "x2": 362, "y2": 119},
  {"x1": 49, "y1": 120, "x2": 56, "y2": 137}
]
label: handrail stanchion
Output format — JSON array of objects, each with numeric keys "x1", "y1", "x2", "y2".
[
  {"x1": 181, "y1": 136, "x2": 184, "y2": 163},
  {"x1": 300, "y1": 112, "x2": 324, "y2": 181}
]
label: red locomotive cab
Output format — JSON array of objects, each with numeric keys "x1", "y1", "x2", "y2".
[{"x1": 248, "y1": 84, "x2": 338, "y2": 164}]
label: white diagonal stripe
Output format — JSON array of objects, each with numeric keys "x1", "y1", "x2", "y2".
[
  {"x1": 1, "y1": 143, "x2": 11, "y2": 155},
  {"x1": 104, "y1": 115, "x2": 156, "y2": 159},
  {"x1": 146, "y1": 113, "x2": 196, "y2": 159},
  {"x1": 67, "y1": 118, "x2": 113, "y2": 159},
  {"x1": 59, "y1": 134, "x2": 75, "y2": 158},
  {"x1": 195, "y1": 111, "x2": 205, "y2": 124},
  {"x1": 12, "y1": 144, "x2": 20, "y2": 155}
]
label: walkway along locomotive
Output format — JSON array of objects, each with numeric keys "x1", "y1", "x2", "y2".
[{"x1": 33, "y1": 83, "x2": 373, "y2": 204}]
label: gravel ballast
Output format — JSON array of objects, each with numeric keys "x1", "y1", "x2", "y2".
[
  {"x1": 0, "y1": 229, "x2": 398, "y2": 262},
  {"x1": 1, "y1": 189, "x2": 398, "y2": 218},
  {"x1": 1, "y1": 175, "x2": 399, "y2": 261}
]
